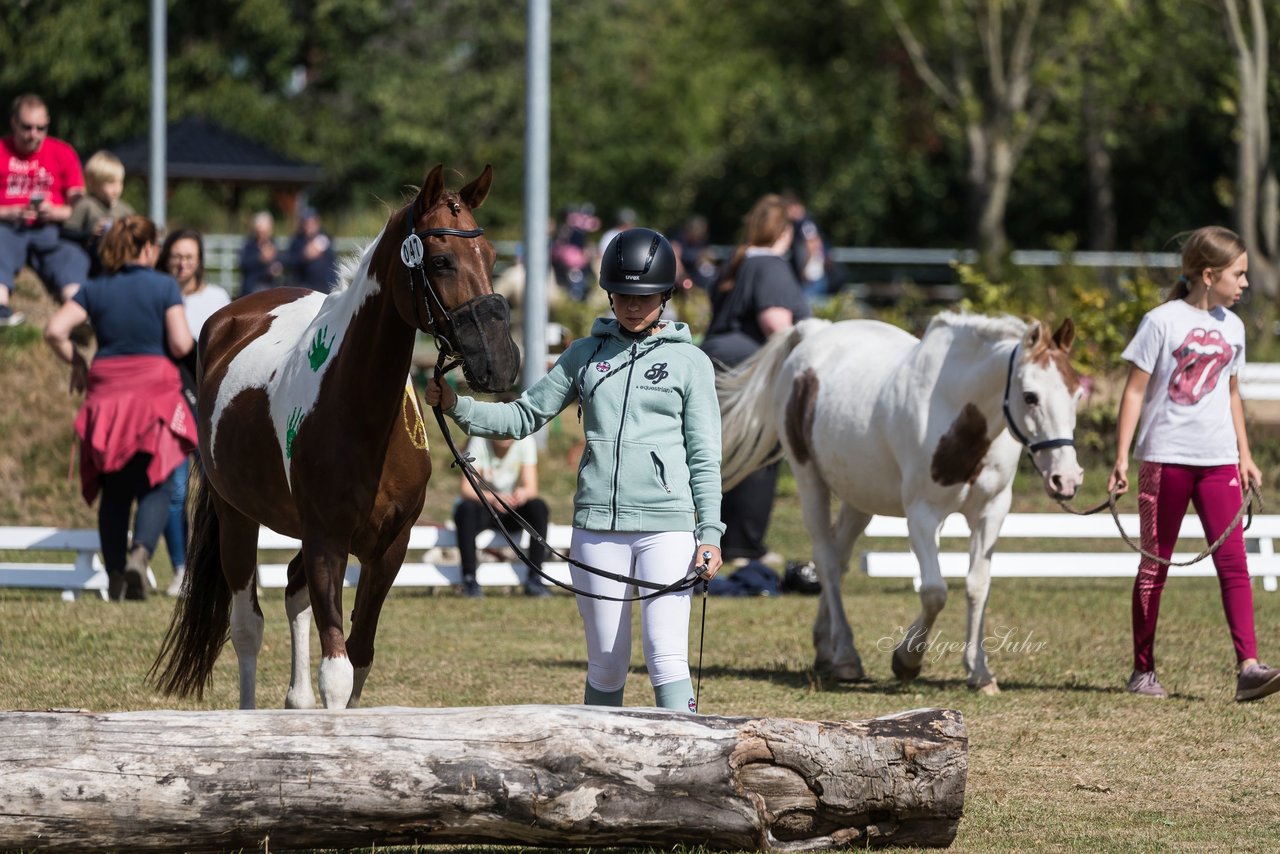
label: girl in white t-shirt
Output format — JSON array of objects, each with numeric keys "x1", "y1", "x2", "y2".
[{"x1": 1109, "y1": 225, "x2": 1279, "y2": 702}]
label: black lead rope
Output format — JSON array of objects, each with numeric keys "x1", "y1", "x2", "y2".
[
  {"x1": 695, "y1": 576, "x2": 709, "y2": 713},
  {"x1": 428, "y1": 355, "x2": 703, "y2": 603}
]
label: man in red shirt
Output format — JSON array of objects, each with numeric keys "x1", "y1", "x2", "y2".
[{"x1": 0, "y1": 93, "x2": 90, "y2": 326}]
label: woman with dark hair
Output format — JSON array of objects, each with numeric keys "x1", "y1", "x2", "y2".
[
  {"x1": 156, "y1": 228, "x2": 229, "y2": 596},
  {"x1": 43, "y1": 215, "x2": 196, "y2": 601},
  {"x1": 700, "y1": 194, "x2": 810, "y2": 566}
]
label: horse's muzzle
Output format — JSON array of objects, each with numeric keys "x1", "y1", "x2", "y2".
[{"x1": 449, "y1": 293, "x2": 521, "y2": 393}]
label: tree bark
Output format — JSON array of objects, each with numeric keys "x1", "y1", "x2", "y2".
[
  {"x1": 1222, "y1": 0, "x2": 1279, "y2": 297},
  {"x1": 1082, "y1": 63, "x2": 1116, "y2": 254},
  {"x1": 884, "y1": 0, "x2": 1057, "y2": 270},
  {"x1": 0, "y1": 705, "x2": 967, "y2": 852}
]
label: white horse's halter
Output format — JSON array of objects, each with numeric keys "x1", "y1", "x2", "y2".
[{"x1": 1001, "y1": 345, "x2": 1075, "y2": 453}]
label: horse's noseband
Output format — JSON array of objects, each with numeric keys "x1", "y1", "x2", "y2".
[
  {"x1": 1002, "y1": 345, "x2": 1075, "y2": 454},
  {"x1": 399, "y1": 213, "x2": 489, "y2": 351}
]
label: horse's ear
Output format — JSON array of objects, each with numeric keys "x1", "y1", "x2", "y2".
[
  {"x1": 1052, "y1": 317, "x2": 1075, "y2": 352},
  {"x1": 1021, "y1": 319, "x2": 1046, "y2": 351},
  {"x1": 459, "y1": 164, "x2": 493, "y2": 211},
  {"x1": 419, "y1": 164, "x2": 445, "y2": 209}
]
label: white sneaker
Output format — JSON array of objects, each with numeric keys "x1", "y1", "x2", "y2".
[{"x1": 166, "y1": 568, "x2": 186, "y2": 598}]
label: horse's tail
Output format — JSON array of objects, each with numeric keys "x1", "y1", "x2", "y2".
[
  {"x1": 148, "y1": 465, "x2": 232, "y2": 700},
  {"x1": 718, "y1": 318, "x2": 830, "y2": 490}
]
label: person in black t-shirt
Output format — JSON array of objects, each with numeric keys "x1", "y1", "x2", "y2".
[{"x1": 701, "y1": 194, "x2": 810, "y2": 565}]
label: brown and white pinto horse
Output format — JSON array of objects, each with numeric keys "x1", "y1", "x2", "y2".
[
  {"x1": 151, "y1": 165, "x2": 519, "y2": 709},
  {"x1": 718, "y1": 312, "x2": 1084, "y2": 693}
]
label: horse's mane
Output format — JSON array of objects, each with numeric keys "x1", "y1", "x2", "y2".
[
  {"x1": 332, "y1": 225, "x2": 391, "y2": 294},
  {"x1": 924, "y1": 311, "x2": 1027, "y2": 342},
  {"x1": 331, "y1": 246, "x2": 370, "y2": 294}
]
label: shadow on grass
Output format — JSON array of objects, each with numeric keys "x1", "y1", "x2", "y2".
[{"x1": 529, "y1": 656, "x2": 1197, "y2": 699}]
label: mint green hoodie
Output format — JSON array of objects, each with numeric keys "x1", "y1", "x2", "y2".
[{"x1": 446, "y1": 318, "x2": 724, "y2": 547}]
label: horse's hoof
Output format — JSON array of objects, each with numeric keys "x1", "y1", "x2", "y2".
[
  {"x1": 891, "y1": 652, "x2": 922, "y2": 682},
  {"x1": 831, "y1": 661, "x2": 867, "y2": 683},
  {"x1": 972, "y1": 677, "x2": 1000, "y2": 695}
]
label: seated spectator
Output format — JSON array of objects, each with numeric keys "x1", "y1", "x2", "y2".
[
  {"x1": 63, "y1": 150, "x2": 135, "y2": 278},
  {"x1": 454, "y1": 435, "x2": 551, "y2": 598},
  {"x1": 156, "y1": 228, "x2": 229, "y2": 597},
  {"x1": 238, "y1": 210, "x2": 282, "y2": 297},
  {"x1": 0, "y1": 93, "x2": 90, "y2": 324},
  {"x1": 284, "y1": 207, "x2": 337, "y2": 293}
]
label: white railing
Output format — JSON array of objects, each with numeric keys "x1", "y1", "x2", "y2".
[
  {"x1": 0, "y1": 524, "x2": 571, "y2": 600},
  {"x1": 862, "y1": 512, "x2": 1279, "y2": 593},
  {"x1": 201, "y1": 234, "x2": 522, "y2": 295}
]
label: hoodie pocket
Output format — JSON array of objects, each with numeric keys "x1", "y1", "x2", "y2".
[
  {"x1": 650, "y1": 451, "x2": 672, "y2": 494},
  {"x1": 574, "y1": 440, "x2": 612, "y2": 508}
]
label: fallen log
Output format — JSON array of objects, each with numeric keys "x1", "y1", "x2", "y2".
[{"x1": 0, "y1": 705, "x2": 966, "y2": 851}]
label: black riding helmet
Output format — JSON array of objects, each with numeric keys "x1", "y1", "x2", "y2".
[{"x1": 599, "y1": 227, "x2": 677, "y2": 295}]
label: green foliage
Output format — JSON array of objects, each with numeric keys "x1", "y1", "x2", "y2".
[
  {"x1": 809, "y1": 289, "x2": 864, "y2": 323},
  {"x1": 549, "y1": 294, "x2": 608, "y2": 343},
  {"x1": 0, "y1": 0, "x2": 1265, "y2": 281},
  {"x1": 956, "y1": 249, "x2": 1162, "y2": 378}
]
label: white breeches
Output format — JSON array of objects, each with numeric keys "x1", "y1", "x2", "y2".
[{"x1": 570, "y1": 528, "x2": 697, "y2": 692}]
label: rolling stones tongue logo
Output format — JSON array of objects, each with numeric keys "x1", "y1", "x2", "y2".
[{"x1": 1168, "y1": 327, "x2": 1232, "y2": 405}]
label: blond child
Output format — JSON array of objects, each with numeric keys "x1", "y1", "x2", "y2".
[{"x1": 65, "y1": 150, "x2": 135, "y2": 277}]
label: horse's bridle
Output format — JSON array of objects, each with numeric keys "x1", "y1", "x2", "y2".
[
  {"x1": 1001, "y1": 344, "x2": 1075, "y2": 453},
  {"x1": 398, "y1": 201, "x2": 487, "y2": 353}
]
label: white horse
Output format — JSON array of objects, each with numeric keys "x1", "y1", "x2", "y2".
[{"x1": 718, "y1": 312, "x2": 1084, "y2": 693}]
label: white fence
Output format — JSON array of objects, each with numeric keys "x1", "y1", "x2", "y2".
[
  {"x1": 1239, "y1": 363, "x2": 1280, "y2": 401},
  {"x1": 862, "y1": 512, "x2": 1279, "y2": 593},
  {"x1": 0, "y1": 524, "x2": 572, "y2": 601},
  {"x1": 6, "y1": 514, "x2": 1277, "y2": 600},
  {"x1": 198, "y1": 234, "x2": 1181, "y2": 297},
  {"x1": 201, "y1": 234, "x2": 521, "y2": 295}
]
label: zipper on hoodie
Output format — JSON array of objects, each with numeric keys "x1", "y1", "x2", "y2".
[
  {"x1": 651, "y1": 451, "x2": 672, "y2": 493},
  {"x1": 610, "y1": 341, "x2": 640, "y2": 526}
]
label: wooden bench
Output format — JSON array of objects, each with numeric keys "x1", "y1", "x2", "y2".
[
  {"x1": 861, "y1": 513, "x2": 1280, "y2": 593},
  {"x1": 0, "y1": 524, "x2": 574, "y2": 599},
  {"x1": 0, "y1": 527, "x2": 156, "y2": 602}
]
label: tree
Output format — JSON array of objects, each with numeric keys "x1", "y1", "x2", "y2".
[
  {"x1": 881, "y1": 0, "x2": 1071, "y2": 264},
  {"x1": 1221, "y1": 0, "x2": 1279, "y2": 298}
]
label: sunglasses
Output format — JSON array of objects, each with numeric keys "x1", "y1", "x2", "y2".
[{"x1": 17, "y1": 122, "x2": 48, "y2": 133}]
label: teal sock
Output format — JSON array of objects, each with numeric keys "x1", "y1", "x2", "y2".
[
  {"x1": 653, "y1": 678, "x2": 696, "y2": 714},
  {"x1": 584, "y1": 680, "x2": 624, "y2": 707}
]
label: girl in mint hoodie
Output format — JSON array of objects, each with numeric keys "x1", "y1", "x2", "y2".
[{"x1": 426, "y1": 228, "x2": 724, "y2": 713}]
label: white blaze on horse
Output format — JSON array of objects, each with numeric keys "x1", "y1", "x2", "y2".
[
  {"x1": 718, "y1": 312, "x2": 1083, "y2": 693},
  {"x1": 151, "y1": 165, "x2": 520, "y2": 709}
]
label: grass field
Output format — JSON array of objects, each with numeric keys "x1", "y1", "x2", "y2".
[{"x1": 2, "y1": 278, "x2": 1279, "y2": 852}]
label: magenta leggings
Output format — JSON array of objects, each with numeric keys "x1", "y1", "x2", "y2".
[{"x1": 1134, "y1": 461, "x2": 1256, "y2": 671}]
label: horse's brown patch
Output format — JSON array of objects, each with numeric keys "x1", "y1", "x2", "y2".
[
  {"x1": 931, "y1": 403, "x2": 991, "y2": 486},
  {"x1": 785, "y1": 368, "x2": 820, "y2": 466}
]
